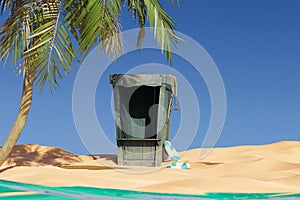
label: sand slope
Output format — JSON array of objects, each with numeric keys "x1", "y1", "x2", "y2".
[
  {"x1": 0, "y1": 141, "x2": 300, "y2": 194},
  {"x1": 2, "y1": 144, "x2": 94, "y2": 167}
]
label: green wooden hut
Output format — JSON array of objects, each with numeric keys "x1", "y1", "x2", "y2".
[{"x1": 110, "y1": 74, "x2": 177, "y2": 167}]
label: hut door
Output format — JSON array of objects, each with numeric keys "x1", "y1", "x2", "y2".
[{"x1": 128, "y1": 86, "x2": 160, "y2": 139}]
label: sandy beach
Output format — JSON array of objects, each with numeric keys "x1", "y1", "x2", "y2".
[{"x1": 0, "y1": 141, "x2": 300, "y2": 195}]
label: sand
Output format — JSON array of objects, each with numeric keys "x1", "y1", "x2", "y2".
[{"x1": 0, "y1": 141, "x2": 300, "y2": 194}]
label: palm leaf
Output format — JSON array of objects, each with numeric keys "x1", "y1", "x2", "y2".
[
  {"x1": 0, "y1": 0, "x2": 10, "y2": 14},
  {"x1": 74, "y1": 0, "x2": 122, "y2": 60},
  {"x1": 23, "y1": 1, "x2": 75, "y2": 90},
  {"x1": 0, "y1": 2, "x2": 30, "y2": 66},
  {"x1": 125, "y1": 0, "x2": 180, "y2": 64}
]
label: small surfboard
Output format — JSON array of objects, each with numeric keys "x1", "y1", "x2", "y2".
[
  {"x1": 163, "y1": 141, "x2": 181, "y2": 162},
  {"x1": 166, "y1": 162, "x2": 191, "y2": 169}
]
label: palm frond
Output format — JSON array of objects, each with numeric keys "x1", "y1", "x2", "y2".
[
  {"x1": 168, "y1": 0, "x2": 180, "y2": 8},
  {"x1": 0, "y1": 0, "x2": 10, "y2": 13},
  {"x1": 0, "y1": 2, "x2": 30, "y2": 66},
  {"x1": 23, "y1": 1, "x2": 75, "y2": 91},
  {"x1": 125, "y1": 0, "x2": 180, "y2": 64},
  {"x1": 0, "y1": 1, "x2": 76, "y2": 90},
  {"x1": 76, "y1": 0, "x2": 122, "y2": 60},
  {"x1": 64, "y1": 0, "x2": 88, "y2": 41}
]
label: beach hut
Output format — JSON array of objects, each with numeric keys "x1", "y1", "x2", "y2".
[{"x1": 110, "y1": 74, "x2": 177, "y2": 167}]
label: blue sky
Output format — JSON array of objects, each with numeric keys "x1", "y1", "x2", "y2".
[{"x1": 1, "y1": 0, "x2": 300, "y2": 154}]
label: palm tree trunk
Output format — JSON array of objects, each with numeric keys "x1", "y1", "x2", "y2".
[{"x1": 0, "y1": 68, "x2": 34, "y2": 166}]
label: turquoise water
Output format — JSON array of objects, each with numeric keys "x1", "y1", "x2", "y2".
[{"x1": 0, "y1": 180, "x2": 299, "y2": 199}]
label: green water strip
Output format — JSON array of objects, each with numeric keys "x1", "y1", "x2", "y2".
[{"x1": 0, "y1": 180, "x2": 299, "y2": 199}]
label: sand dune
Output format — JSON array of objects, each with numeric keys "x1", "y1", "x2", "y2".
[
  {"x1": 0, "y1": 141, "x2": 300, "y2": 194},
  {"x1": 2, "y1": 144, "x2": 94, "y2": 167}
]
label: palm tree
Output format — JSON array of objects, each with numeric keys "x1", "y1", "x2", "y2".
[{"x1": 0, "y1": 0, "x2": 179, "y2": 165}]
